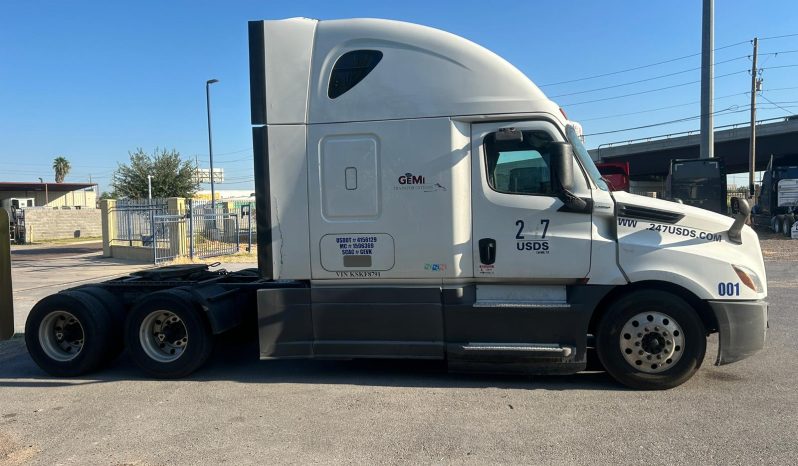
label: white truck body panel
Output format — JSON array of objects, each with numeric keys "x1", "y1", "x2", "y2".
[{"x1": 307, "y1": 117, "x2": 472, "y2": 281}]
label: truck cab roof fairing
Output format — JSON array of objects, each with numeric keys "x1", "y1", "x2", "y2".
[{"x1": 254, "y1": 18, "x2": 554, "y2": 125}]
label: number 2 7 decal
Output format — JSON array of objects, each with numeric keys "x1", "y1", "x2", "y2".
[{"x1": 515, "y1": 219, "x2": 550, "y2": 239}]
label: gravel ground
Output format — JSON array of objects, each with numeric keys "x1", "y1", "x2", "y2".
[{"x1": 758, "y1": 229, "x2": 798, "y2": 261}]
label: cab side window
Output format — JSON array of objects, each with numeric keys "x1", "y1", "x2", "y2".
[{"x1": 484, "y1": 130, "x2": 556, "y2": 196}]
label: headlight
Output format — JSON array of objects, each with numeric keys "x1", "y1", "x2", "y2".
[{"x1": 732, "y1": 264, "x2": 764, "y2": 293}]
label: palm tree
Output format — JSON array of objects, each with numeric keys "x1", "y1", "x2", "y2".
[{"x1": 53, "y1": 156, "x2": 71, "y2": 183}]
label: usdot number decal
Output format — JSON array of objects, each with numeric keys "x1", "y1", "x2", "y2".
[{"x1": 717, "y1": 282, "x2": 740, "y2": 296}]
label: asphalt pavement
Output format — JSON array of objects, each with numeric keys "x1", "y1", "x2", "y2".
[{"x1": 0, "y1": 252, "x2": 795, "y2": 465}]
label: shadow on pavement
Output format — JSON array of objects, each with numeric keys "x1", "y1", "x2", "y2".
[{"x1": 0, "y1": 334, "x2": 624, "y2": 392}]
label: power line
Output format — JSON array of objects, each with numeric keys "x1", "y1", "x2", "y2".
[
  {"x1": 562, "y1": 63, "x2": 798, "y2": 107},
  {"x1": 759, "y1": 33, "x2": 798, "y2": 41},
  {"x1": 549, "y1": 55, "x2": 748, "y2": 99},
  {"x1": 760, "y1": 94, "x2": 795, "y2": 115},
  {"x1": 578, "y1": 91, "x2": 749, "y2": 122},
  {"x1": 583, "y1": 106, "x2": 748, "y2": 137},
  {"x1": 561, "y1": 69, "x2": 748, "y2": 107},
  {"x1": 540, "y1": 40, "x2": 749, "y2": 87}
]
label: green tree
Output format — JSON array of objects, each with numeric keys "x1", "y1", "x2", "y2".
[
  {"x1": 52, "y1": 156, "x2": 71, "y2": 183},
  {"x1": 98, "y1": 191, "x2": 115, "y2": 200},
  {"x1": 112, "y1": 148, "x2": 199, "y2": 199}
]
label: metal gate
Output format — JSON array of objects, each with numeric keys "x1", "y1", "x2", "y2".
[
  {"x1": 153, "y1": 214, "x2": 185, "y2": 263},
  {"x1": 150, "y1": 207, "x2": 239, "y2": 263},
  {"x1": 188, "y1": 210, "x2": 240, "y2": 259}
]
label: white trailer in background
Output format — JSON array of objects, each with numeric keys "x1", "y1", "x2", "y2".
[{"x1": 14, "y1": 18, "x2": 767, "y2": 390}]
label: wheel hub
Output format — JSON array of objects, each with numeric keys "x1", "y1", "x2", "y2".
[
  {"x1": 140, "y1": 311, "x2": 188, "y2": 363},
  {"x1": 619, "y1": 311, "x2": 685, "y2": 374},
  {"x1": 39, "y1": 311, "x2": 85, "y2": 362},
  {"x1": 641, "y1": 333, "x2": 666, "y2": 354}
]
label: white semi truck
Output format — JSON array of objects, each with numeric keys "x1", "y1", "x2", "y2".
[{"x1": 15, "y1": 18, "x2": 767, "y2": 389}]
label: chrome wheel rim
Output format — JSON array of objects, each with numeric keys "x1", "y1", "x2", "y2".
[
  {"x1": 619, "y1": 311, "x2": 685, "y2": 373},
  {"x1": 139, "y1": 311, "x2": 188, "y2": 363},
  {"x1": 39, "y1": 311, "x2": 84, "y2": 362}
]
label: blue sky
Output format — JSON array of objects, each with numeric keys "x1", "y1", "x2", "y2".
[{"x1": 2, "y1": 1, "x2": 797, "y2": 193}]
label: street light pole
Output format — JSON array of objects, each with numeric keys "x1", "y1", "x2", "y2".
[
  {"x1": 147, "y1": 175, "x2": 153, "y2": 201},
  {"x1": 206, "y1": 79, "x2": 219, "y2": 210}
]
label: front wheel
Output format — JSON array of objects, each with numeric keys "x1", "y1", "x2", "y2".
[{"x1": 596, "y1": 290, "x2": 706, "y2": 390}]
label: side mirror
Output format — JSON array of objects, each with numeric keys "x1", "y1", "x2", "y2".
[
  {"x1": 728, "y1": 197, "x2": 751, "y2": 245},
  {"x1": 550, "y1": 142, "x2": 588, "y2": 212},
  {"x1": 550, "y1": 142, "x2": 574, "y2": 192}
]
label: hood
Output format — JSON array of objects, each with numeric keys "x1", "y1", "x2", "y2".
[
  {"x1": 612, "y1": 191, "x2": 767, "y2": 301},
  {"x1": 612, "y1": 191, "x2": 734, "y2": 232}
]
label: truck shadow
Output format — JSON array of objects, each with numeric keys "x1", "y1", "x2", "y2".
[{"x1": 0, "y1": 336, "x2": 626, "y2": 392}]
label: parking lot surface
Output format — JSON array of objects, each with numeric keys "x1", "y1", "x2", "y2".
[{"x1": 1, "y1": 249, "x2": 796, "y2": 465}]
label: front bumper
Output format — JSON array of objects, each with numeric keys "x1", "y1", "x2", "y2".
[{"x1": 709, "y1": 300, "x2": 768, "y2": 365}]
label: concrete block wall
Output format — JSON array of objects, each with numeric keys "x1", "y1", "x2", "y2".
[{"x1": 24, "y1": 208, "x2": 102, "y2": 242}]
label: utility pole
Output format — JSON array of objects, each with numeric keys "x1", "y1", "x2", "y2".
[
  {"x1": 206, "y1": 79, "x2": 219, "y2": 210},
  {"x1": 147, "y1": 174, "x2": 153, "y2": 201},
  {"x1": 749, "y1": 37, "x2": 759, "y2": 199},
  {"x1": 700, "y1": 0, "x2": 714, "y2": 159}
]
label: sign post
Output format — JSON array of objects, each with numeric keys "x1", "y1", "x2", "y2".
[{"x1": 0, "y1": 209, "x2": 14, "y2": 340}]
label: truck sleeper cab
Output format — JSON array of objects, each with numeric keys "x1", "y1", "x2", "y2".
[{"x1": 19, "y1": 18, "x2": 768, "y2": 390}]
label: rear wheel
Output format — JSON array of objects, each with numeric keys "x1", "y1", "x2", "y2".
[
  {"x1": 596, "y1": 290, "x2": 706, "y2": 390},
  {"x1": 772, "y1": 215, "x2": 783, "y2": 233},
  {"x1": 74, "y1": 286, "x2": 126, "y2": 360},
  {"x1": 783, "y1": 215, "x2": 795, "y2": 237},
  {"x1": 125, "y1": 289, "x2": 213, "y2": 378},
  {"x1": 25, "y1": 291, "x2": 114, "y2": 377}
]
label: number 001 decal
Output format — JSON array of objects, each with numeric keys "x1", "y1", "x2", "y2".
[{"x1": 717, "y1": 282, "x2": 740, "y2": 296}]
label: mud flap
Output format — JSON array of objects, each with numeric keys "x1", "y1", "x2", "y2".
[{"x1": 710, "y1": 300, "x2": 768, "y2": 365}]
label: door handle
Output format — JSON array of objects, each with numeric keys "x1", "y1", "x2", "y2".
[{"x1": 478, "y1": 238, "x2": 496, "y2": 265}]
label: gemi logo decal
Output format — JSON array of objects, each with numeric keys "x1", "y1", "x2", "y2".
[
  {"x1": 394, "y1": 172, "x2": 446, "y2": 192},
  {"x1": 398, "y1": 173, "x2": 425, "y2": 185}
]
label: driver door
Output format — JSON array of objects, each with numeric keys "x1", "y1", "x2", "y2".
[{"x1": 471, "y1": 120, "x2": 592, "y2": 280}]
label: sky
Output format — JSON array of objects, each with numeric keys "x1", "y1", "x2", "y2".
[{"x1": 2, "y1": 0, "x2": 797, "y2": 193}]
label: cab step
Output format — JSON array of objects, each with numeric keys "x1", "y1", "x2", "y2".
[{"x1": 460, "y1": 342, "x2": 573, "y2": 357}]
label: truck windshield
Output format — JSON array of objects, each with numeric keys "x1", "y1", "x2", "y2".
[{"x1": 566, "y1": 125, "x2": 608, "y2": 191}]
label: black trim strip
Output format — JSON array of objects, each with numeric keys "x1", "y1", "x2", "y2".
[
  {"x1": 248, "y1": 21, "x2": 267, "y2": 125},
  {"x1": 252, "y1": 126, "x2": 272, "y2": 279},
  {"x1": 617, "y1": 203, "x2": 684, "y2": 224}
]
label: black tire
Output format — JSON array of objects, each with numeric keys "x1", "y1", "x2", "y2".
[
  {"x1": 75, "y1": 286, "x2": 126, "y2": 360},
  {"x1": 24, "y1": 291, "x2": 114, "y2": 377},
  {"x1": 596, "y1": 290, "x2": 706, "y2": 390},
  {"x1": 783, "y1": 215, "x2": 795, "y2": 237},
  {"x1": 125, "y1": 289, "x2": 213, "y2": 378},
  {"x1": 770, "y1": 215, "x2": 784, "y2": 233}
]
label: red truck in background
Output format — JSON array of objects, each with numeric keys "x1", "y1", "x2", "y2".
[{"x1": 596, "y1": 161, "x2": 630, "y2": 191}]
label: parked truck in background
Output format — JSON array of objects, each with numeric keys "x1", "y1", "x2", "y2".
[
  {"x1": 4, "y1": 18, "x2": 768, "y2": 390},
  {"x1": 596, "y1": 161, "x2": 630, "y2": 192},
  {"x1": 666, "y1": 158, "x2": 728, "y2": 215},
  {"x1": 752, "y1": 154, "x2": 798, "y2": 235}
]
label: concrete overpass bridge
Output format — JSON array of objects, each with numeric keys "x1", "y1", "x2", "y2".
[{"x1": 588, "y1": 116, "x2": 798, "y2": 178}]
